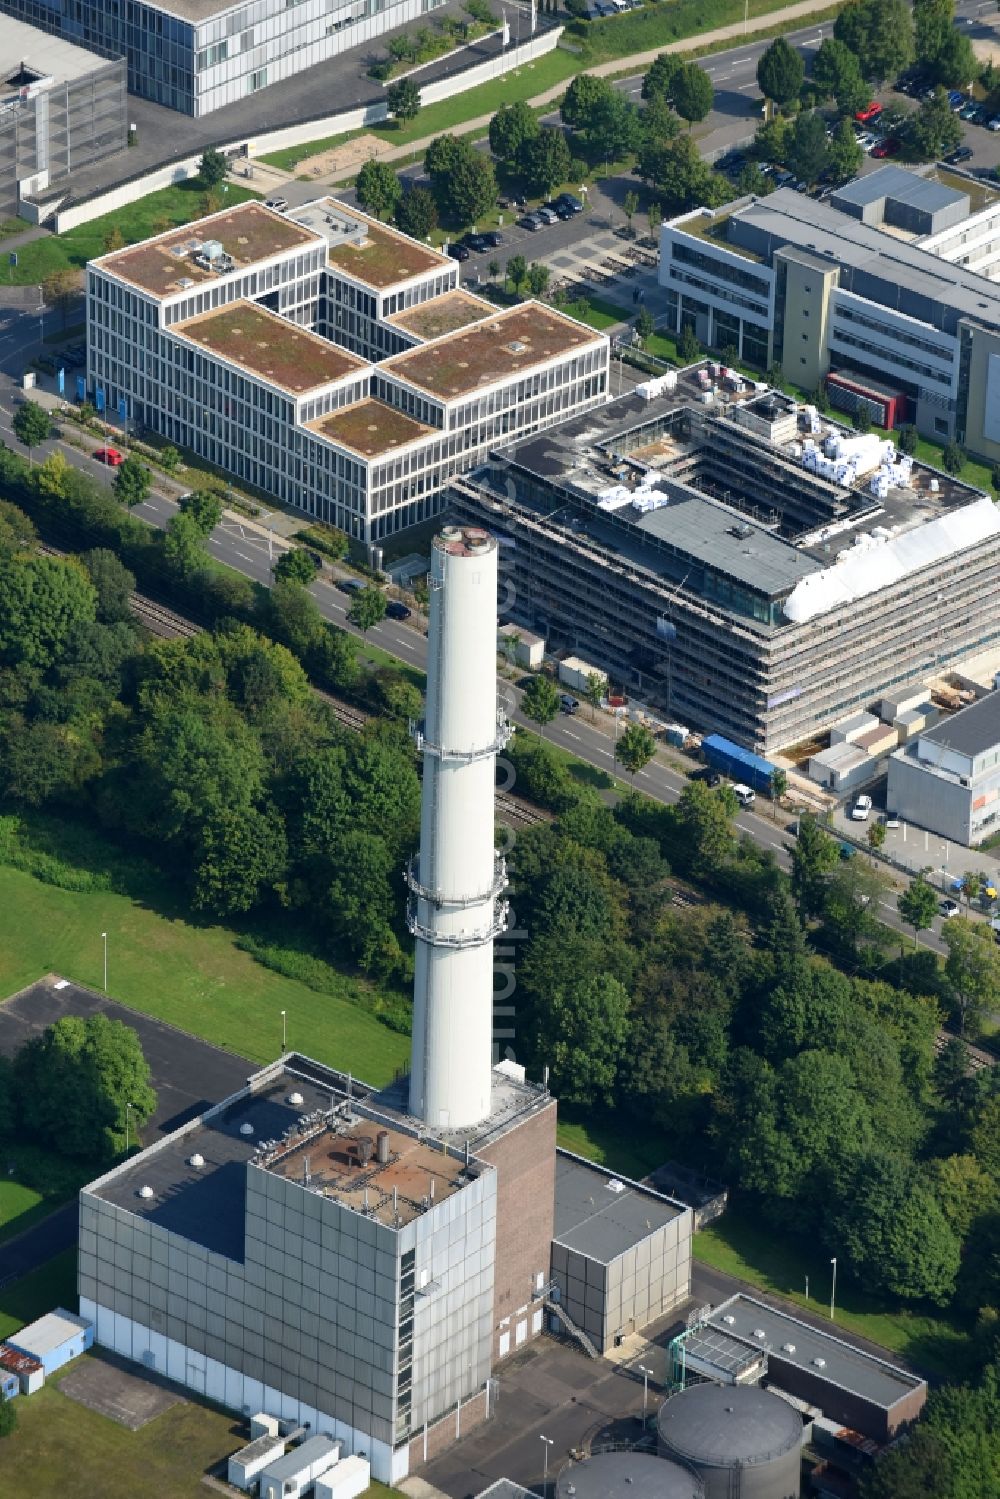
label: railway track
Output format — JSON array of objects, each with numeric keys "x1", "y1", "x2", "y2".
[
  {"x1": 129, "y1": 594, "x2": 199, "y2": 639},
  {"x1": 121, "y1": 584, "x2": 549, "y2": 829},
  {"x1": 933, "y1": 1029, "x2": 996, "y2": 1073}
]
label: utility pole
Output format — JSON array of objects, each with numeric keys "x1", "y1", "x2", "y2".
[
  {"x1": 102, "y1": 930, "x2": 108, "y2": 994},
  {"x1": 830, "y1": 1257, "x2": 837, "y2": 1321}
]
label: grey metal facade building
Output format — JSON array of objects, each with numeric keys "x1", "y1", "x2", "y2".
[
  {"x1": 0, "y1": 15, "x2": 126, "y2": 217},
  {"x1": 0, "y1": 0, "x2": 447, "y2": 115},
  {"x1": 78, "y1": 1054, "x2": 558, "y2": 1486},
  {"x1": 551, "y1": 1153, "x2": 692, "y2": 1355},
  {"x1": 449, "y1": 370, "x2": 1000, "y2": 753},
  {"x1": 888, "y1": 690, "x2": 1000, "y2": 847}
]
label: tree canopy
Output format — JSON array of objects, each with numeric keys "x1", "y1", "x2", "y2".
[{"x1": 757, "y1": 36, "x2": 805, "y2": 107}]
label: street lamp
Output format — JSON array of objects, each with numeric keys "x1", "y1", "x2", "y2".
[
  {"x1": 101, "y1": 931, "x2": 108, "y2": 994},
  {"x1": 540, "y1": 1435, "x2": 554, "y2": 1495},
  {"x1": 638, "y1": 1364, "x2": 654, "y2": 1421},
  {"x1": 281, "y1": 1010, "x2": 287, "y2": 1052},
  {"x1": 125, "y1": 1102, "x2": 134, "y2": 1152},
  {"x1": 830, "y1": 1256, "x2": 837, "y2": 1321}
]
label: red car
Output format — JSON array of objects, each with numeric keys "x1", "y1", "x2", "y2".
[
  {"x1": 855, "y1": 101, "x2": 883, "y2": 123},
  {"x1": 93, "y1": 445, "x2": 124, "y2": 465},
  {"x1": 871, "y1": 137, "x2": 901, "y2": 158}
]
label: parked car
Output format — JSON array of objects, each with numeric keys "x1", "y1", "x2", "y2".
[
  {"x1": 336, "y1": 577, "x2": 366, "y2": 594},
  {"x1": 988, "y1": 116, "x2": 1000, "y2": 131},
  {"x1": 308, "y1": 550, "x2": 325, "y2": 570},
  {"x1": 265, "y1": 196, "x2": 289, "y2": 212},
  {"x1": 871, "y1": 137, "x2": 901, "y2": 158},
  {"x1": 855, "y1": 101, "x2": 883, "y2": 123},
  {"x1": 851, "y1": 794, "x2": 873, "y2": 821},
  {"x1": 885, "y1": 811, "x2": 900, "y2": 829},
  {"x1": 940, "y1": 899, "x2": 961, "y2": 918},
  {"x1": 520, "y1": 212, "x2": 542, "y2": 231},
  {"x1": 839, "y1": 842, "x2": 856, "y2": 860},
  {"x1": 960, "y1": 102, "x2": 979, "y2": 120},
  {"x1": 93, "y1": 446, "x2": 124, "y2": 465},
  {"x1": 946, "y1": 145, "x2": 974, "y2": 163},
  {"x1": 385, "y1": 599, "x2": 412, "y2": 621},
  {"x1": 482, "y1": 229, "x2": 504, "y2": 247},
  {"x1": 733, "y1": 783, "x2": 756, "y2": 808},
  {"x1": 537, "y1": 206, "x2": 559, "y2": 225},
  {"x1": 499, "y1": 194, "x2": 527, "y2": 210},
  {"x1": 706, "y1": 769, "x2": 722, "y2": 788},
  {"x1": 447, "y1": 242, "x2": 471, "y2": 261},
  {"x1": 948, "y1": 89, "x2": 965, "y2": 110},
  {"x1": 556, "y1": 193, "x2": 584, "y2": 214},
  {"x1": 559, "y1": 694, "x2": 579, "y2": 714},
  {"x1": 464, "y1": 233, "x2": 490, "y2": 253}
]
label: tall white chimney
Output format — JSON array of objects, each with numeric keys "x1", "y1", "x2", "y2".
[{"x1": 407, "y1": 525, "x2": 510, "y2": 1129}]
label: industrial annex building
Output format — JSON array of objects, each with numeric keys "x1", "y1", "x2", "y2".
[
  {"x1": 0, "y1": 14, "x2": 126, "y2": 218},
  {"x1": 77, "y1": 526, "x2": 692, "y2": 1486},
  {"x1": 888, "y1": 688, "x2": 1000, "y2": 846},
  {"x1": 659, "y1": 166, "x2": 1000, "y2": 468},
  {"x1": 450, "y1": 369, "x2": 1000, "y2": 752},
  {"x1": 85, "y1": 198, "x2": 609, "y2": 542},
  {"x1": 0, "y1": 0, "x2": 453, "y2": 114}
]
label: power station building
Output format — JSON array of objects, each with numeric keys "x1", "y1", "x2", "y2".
[
  {"x1": 0, "y1": 0, "x2": 452, "y2": 115},
  {"x1": 449, "y1": 368, "x2": 1000, "y2": 753},
  {"x1": 658, "y1": 167, "x2": 1000, "y2": 467},
  {"x1": 0, "y1": 13, "x2": 127, "y2": 219},
  {"x1": 85, "y1": 199, "x2": 608, "y2": 542},
  {"x1": 77, "y1": 524, "x2": 691, "y2": 1484}
]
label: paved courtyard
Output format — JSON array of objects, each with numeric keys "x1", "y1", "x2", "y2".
[{"x1": 60, "y1": 1352, "x2": 184, "y2": 1431}]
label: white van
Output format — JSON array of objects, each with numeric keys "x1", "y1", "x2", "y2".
[{"x1": 733, "y1": 783, "x2": 756, "y2": 808}]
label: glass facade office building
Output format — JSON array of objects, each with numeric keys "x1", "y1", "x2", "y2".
[{"x1": 1, "y1": 0, "x2": 447, "y2": 114}]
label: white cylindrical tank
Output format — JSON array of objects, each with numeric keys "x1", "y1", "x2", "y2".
[
  {"x1": 408, "y1": 526, "x2": 509, "y2": 1129},
  {"x1": 658, "y1": 1384, "x2": 803, "y2": 1499}
]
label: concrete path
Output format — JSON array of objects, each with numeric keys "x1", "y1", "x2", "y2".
[{"x1": 300, "y1": 0, "x2": 839, "y2": 184}]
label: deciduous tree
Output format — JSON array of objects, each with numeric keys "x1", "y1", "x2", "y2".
[
  {"x1": 14, "y1": 1014, "x2": 157, "y2": 1162},
  {"x1": 347, "y1": 586, "x2": 387, "y2": 636},
  {"x1": 386, "y1": 76, "x2": 421, "y2": 124},
  {"x1": 522, "y1": 673, "x2": 560, "y2": 736},
  {"x1": 12, "y1": 399, "x2": 50, "y2": 464},
  {"x1": 519, "y1": 127, "x2": 572, "y2": 197},
  {"x1": 396, "y1": 185, "x2": 438, "y2": 239},
  {"x1": 179, "y1": 488, "x2": 223, "y2": 535},
  {"x1": 757, "y1": 36, "x2": 805, "y2": 108},
  {"x1": 198, "y1": 146, "x2": 228, "y2": 187},
  {"x1": 275, "y1": 548, "x2": 319, "y2": 585},
  {"x1": 617, "y1": 722, "x2": 656, "y2": 782},
  {"x1": 113, "y1": 456, "x2": 152, "y2": 509},
  {"x1": 355, "y1": 158, "x2": 403, "y2": 221},
  {"x1": 898, "y1": 870, "x2": 938, "y2": 946},
  {"x1": 672, "y1": 63, "x2": 714, "y2": 126},
  {"x1": 489, "y1": 100, "x2": 539, "y2": 163}
]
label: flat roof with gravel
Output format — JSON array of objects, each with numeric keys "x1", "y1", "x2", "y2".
[
  {"x1": 387, "y1": 289, "x2": 494, "y2": 341},
  {"x1": 174, "y1": 300, "x2": 368, "y2": 394},
  {"x1": 308, "y1": 398, "x2": 432, "y2": 457},
  {"x1": 97, "y1": 202, "x2": 319, "y2": 299},
  {"x1": 383, "y1": 304, "x2": 603, "y2": 401}
]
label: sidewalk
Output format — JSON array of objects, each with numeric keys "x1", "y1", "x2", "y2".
[{"x1": 282, "y1": 0, "x2": 839, "y2": 185}]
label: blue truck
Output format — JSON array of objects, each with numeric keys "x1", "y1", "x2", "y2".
[{"x1": 702, "y1": 733, "x2": 779, "y2": 796}]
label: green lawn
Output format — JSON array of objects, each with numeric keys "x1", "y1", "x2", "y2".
[
  {"x1": 7, "y1": 180, "x2": 259, "y2": 287},
  {"x1": 264, "y1": 51, "x2": 577, "y2": 169},
  {"x1": 0, "y1": 1249, "x2": 78, "y2": 1343},
  {"x1": 0, "y1": 1181, "x2": 56, "y2": 1246},
  {"x1": 0, "y1": 861, "x2": 409, "y2": 1085},
  {"x1": 557, "y1": 1110, "x2": 670, "y2": 1179},
  {"x1": 0, "y1": 1358, "x2": 399, "y2": 1499},
  {"x1": 694, "y1": 1205, "x2": 976, "y2": 1382},
  {"x1": 564, "y1": 294, "x2": 628, "y2": 332}
]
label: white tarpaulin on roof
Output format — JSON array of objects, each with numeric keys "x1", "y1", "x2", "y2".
[{"x1": 784, "y1": 496, "x2": 1000, "y2": 624}]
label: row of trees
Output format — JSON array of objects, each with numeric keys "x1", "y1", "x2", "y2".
[{"x1": 506, "y1": 780, "x2": 1000, "y2": 1322}]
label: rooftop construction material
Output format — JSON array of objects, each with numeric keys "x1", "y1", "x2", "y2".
[
  {"x1": 308, "y1": 400, "x2": 432, "y2": 458},
  {"x1": 388, "y1": 290, "x2": 494, "y2": 341},
  {"x1": 555, "y1": 1451, "x2": 704, "y2": 1498},
  {"x1": 657, "y1": 1383, "x2": 803, "y2": 1499},
  {"x1": 291, "y1": 200, "x2": 452, "y2": 288}
]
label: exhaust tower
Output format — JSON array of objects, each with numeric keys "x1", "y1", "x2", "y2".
[{"x1": 407, "y1": 525, "x2": 510, "y2": 1129}]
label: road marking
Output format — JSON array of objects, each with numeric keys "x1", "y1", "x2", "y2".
[
  {"x1": 563, "y1": 730, "x2": 581, "y2": 740},
  {"x1": 736, "y1": 82, "x2": 757, "y2": 90}
]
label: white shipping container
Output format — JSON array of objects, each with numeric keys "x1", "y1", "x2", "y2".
[
  {"x1": 314, "y1": 1455, "x2": 371, "y2": 1499},
  {"x1": 558, "y1": 657, "x2": 608, "y2": 692}
]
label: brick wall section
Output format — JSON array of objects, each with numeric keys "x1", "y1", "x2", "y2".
[
  {"x1": 409, "y1": 1387, "x2": 489, "y2": 1468},
  {"x1": 477, "y1": 1099, "x2": 557, "y2": 1362}
]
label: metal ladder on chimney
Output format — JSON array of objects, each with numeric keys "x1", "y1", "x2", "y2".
[{"x1": 541, "y1": 1296, "x2": 600, "y2": 1360}]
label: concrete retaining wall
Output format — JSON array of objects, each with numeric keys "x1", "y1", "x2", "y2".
[{"x1": 48, "y1": 28, "x2": 562, "y2": 235}]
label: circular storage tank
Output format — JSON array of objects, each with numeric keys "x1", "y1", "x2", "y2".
[
  {"x1": 657, "y1": 1384, "x2": 802, "y2": 1499},
  {"x1": 556, "y1": 1451, "x2": 703, "y2": 1499}
]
